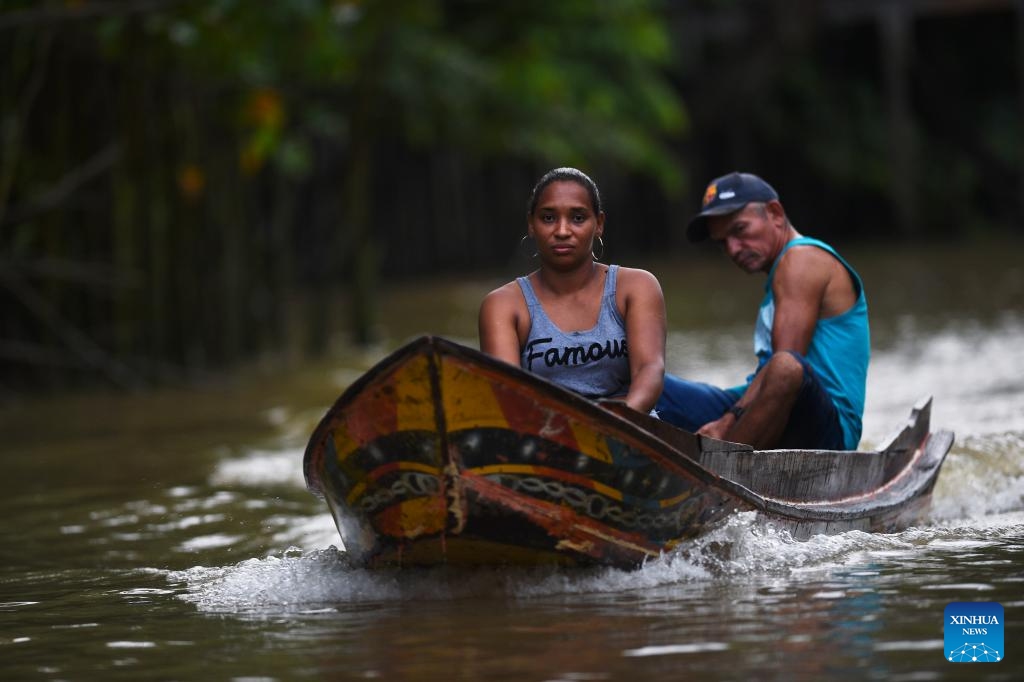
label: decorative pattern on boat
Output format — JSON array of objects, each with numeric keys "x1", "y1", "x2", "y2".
[
  {"x1": 306, "y1": 339, "x2": 742, "y2": 565},
  {"x1": 304, "y1": 336, "x2": 952, "y2": 568}
]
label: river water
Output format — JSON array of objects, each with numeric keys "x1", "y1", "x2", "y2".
[{"x1": 2, "y1": 246, "x2": 1022, "y2": 681}]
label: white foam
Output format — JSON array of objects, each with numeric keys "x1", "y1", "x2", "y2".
[
  {"x1": 173, "y1": 511, "x2": 1014, "y2": 613},
  {"x1": 174, "y1": 314, "x2": 1024, "y2": 614},
  {"x1": 623, "y1": 642, "x2": 730, "y2": 656},
  {"x1": 209, "y1": 448, "x2": 306, "y2": 488},
  {"x1": 863, "y1": 315, "x2": 1024, "y2": 441}
]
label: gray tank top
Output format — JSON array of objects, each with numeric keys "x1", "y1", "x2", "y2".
[{"x1": 516, "y1": 264, "x2": 630, "y2": 400}]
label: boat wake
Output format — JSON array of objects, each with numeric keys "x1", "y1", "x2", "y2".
[
  {"x1": 929, "y1": 431, "x2": 1024, "y2": 522},
  {"x1": 169, "y1": 473, "x2": 1023, "y2": 617},
  {"x1": 168, "y1": 505, "x2": 1023, "y2": 614},
  {"x1": 171, "y1": 336, "x2": 1024, "y2": 616}
]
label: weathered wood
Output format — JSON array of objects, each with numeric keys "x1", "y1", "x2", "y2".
[
  {"x1": 691, "y1": 397, "x2": 932, "y2": 502},
  {"x1": 304, "y1": 336, "x2": 954, "y2": 567}
]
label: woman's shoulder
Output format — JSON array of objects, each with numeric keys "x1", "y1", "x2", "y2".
[
  {"x1": 613, "y1": 265, "x2": 663, "y2": 292},
  {"x1": 480, "y1": 277, "x2": 530, "y2": 312}
]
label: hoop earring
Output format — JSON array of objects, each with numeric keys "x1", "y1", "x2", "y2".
[
  {"x1": 592, "y1": 236, "x2": 605, "y2": 261},
  {"x1": 520, "y1": 233, "x2": 538, "y2": 259}
]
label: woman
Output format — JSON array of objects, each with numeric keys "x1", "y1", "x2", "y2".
[{"x1": 478, "y1": 167, "x2": 666, "y2": 413}]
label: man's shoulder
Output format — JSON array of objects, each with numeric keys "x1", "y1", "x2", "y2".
[
  {"x1": 776, "y1": 242, "x2": 840, "y2": 275},
  {"x1": 774, "y1": 241, "x2": 860, "y2": 314}
]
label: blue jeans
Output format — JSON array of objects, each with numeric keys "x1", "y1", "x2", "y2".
[{"x1": 655, "y1": 352, "x2": 845, "y2": 450}]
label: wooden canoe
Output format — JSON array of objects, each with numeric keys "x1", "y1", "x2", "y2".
[{"x1": 303, "y1": 336, "x2": 953, "y2": 568}]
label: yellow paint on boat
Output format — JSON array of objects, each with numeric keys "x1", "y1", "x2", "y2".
[
  {"x1": 659, "y1": 489, "x2": 695, "y2": 508},
  {"x1": 395, "y1": 354, "x2": 436, "y2": 432},
  {"x1": 441, "y1": 359, "x2": 509, "y2": 431},
  {"x1": 569, "y1": 421, "x2": 613, "y2": 463},
  {"x1": 331, "y1": 425, "x2": 359, "y2": 465},
  {"x1": 374, "y1": 496, "x2": 446, "y2": 538}
]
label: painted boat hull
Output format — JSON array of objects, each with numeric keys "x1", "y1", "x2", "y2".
[{"x1": 304, "y1": 336, "x2": 953, "y2": 567}]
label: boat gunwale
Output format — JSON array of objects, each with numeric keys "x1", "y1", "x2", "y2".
[
  {"x1": 303, "y1": 335, "x2": 955, "y2": 554},
  {"x1": 304, "y1": 335, "x2": 760, "y2": 502}
]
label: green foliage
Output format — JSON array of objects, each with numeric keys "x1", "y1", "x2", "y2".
[
  {"x1": 0, "y1": 0, "x2": 688, "y2": 386},
  {"x1": 2, "y1": 0, "x2": 1020, "y2": 390},
  {"x1": 89, "y1": 0, "x2": 686, "y2": 189}
]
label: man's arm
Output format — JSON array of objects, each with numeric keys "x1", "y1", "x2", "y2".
[
  {"x1": 768, "y1": 245, "x2": 833, "y2": 353},
  {"x1": 696, "y1": 247, "x2": 831, "y2": 443}
]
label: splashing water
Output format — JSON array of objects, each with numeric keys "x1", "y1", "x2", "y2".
[{"x1": 171, "y1": 314, "x2": 1024, "y2": 613}]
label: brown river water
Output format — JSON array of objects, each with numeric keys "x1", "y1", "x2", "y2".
[{"x1": 1, "y1": 243, "x2": 1022, "y2": 681}]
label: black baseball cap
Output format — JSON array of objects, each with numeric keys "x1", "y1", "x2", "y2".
[{"x1": 686, "y1": 172, "x2": 779, "y2": 242}]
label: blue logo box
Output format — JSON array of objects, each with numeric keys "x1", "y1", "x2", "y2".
[{"x1": 945, "y1": 602, "x2": 1004, "y2": 663}]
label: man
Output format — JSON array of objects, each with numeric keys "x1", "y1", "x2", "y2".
[{"x1": 655, "y1": 171, "x2": 869, "y2": 450}]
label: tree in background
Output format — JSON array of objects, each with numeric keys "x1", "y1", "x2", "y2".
[
  {"x1": 0, "y1": 0, "x2": 686, "y2": 389},
  {"x1": 6, "y1": 0, "x2": 1019, "y2": 394}
]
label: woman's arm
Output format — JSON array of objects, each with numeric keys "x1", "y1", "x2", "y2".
[
  {"x1": 478, "y1": 282, "x2": 526, "y2": 366},
  {"x1": 618, "y1": 268, "x2": 666, "y2": 413}
]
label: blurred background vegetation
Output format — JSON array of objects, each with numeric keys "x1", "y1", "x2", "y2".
[{"x1": 1, "y1": 0, "x2": 1022, "y2": 394}]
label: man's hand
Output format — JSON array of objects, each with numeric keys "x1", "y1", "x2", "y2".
[{"x1": 696, "y1": 414, "x2": 733, "y2": 440}]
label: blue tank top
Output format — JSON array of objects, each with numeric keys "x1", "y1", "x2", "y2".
[
  {"x1": 749, "y1": 237, "x2": 870, "y2": 449},
  {"x1": 517, "y1": 265, "x2": 630, "y2": 400}
]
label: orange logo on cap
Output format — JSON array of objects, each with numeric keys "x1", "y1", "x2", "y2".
[{"x1": 702, "y1": 183, "x2": 718, "y2": 207}]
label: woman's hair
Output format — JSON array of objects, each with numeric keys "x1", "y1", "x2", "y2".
[{"x1": 527, "y1": 167, "x2": 602, "y2": 216}]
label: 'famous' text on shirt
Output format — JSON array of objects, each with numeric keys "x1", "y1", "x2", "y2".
[{"x1": 524, "y1": 337, "x2": 628, "y2": 371}]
